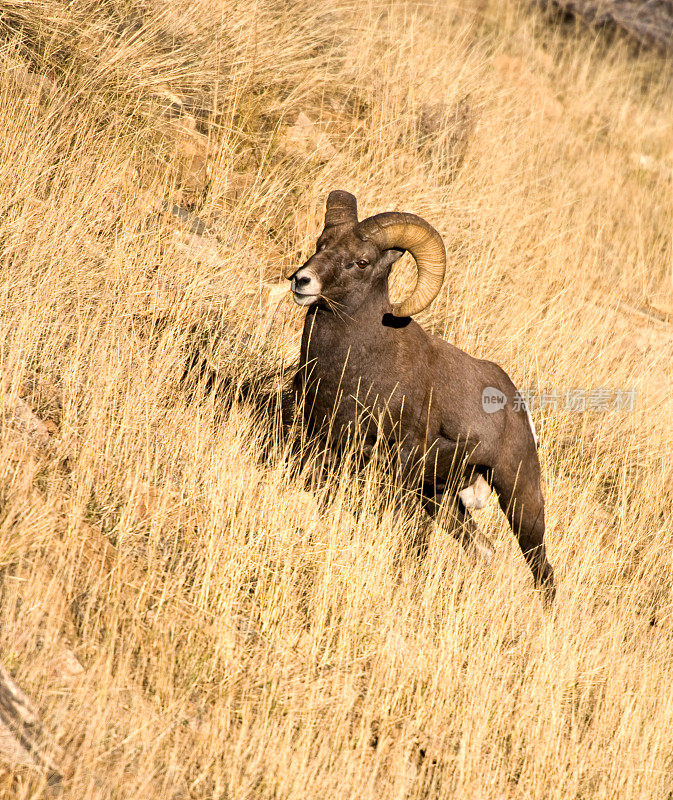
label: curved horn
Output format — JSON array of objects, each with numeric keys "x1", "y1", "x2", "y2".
[
  {"x1": 324, "y1": 190, "x2": 358, "y2": 229},
  {"x1": 354, "y1": 212, "x2": 446, "y2": 316}
]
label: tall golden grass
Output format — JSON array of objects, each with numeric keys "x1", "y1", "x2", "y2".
[{"x1": 1, "y1": 0, "x2": 672, "y2": 796}]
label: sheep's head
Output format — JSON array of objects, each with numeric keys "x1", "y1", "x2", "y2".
[{"x1": 286, "y1": 191, "x2": 447, "y2": 317}]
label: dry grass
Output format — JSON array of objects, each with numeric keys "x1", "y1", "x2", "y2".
[{"x1": 0, "y1": 0, "x2": 672, "y2": 797}]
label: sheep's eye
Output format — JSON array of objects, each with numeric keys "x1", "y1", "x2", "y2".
[{"x1": 356, "y1": 259, "x2": 369, "y2": 268}]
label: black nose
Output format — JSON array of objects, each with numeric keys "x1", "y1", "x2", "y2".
[{"x1": 293, "y1": 275, "x2": 311, "y2": 290}]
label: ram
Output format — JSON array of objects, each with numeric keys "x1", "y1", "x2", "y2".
[{"x1": 286, "y1": 191, "x2": 555, "y2": 601}]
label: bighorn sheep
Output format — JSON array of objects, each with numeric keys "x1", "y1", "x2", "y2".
[{"x1": 286, "y1": 191, "x2": 555, "y2": 601}]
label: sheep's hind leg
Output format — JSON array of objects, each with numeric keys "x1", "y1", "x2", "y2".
[
  {"x1": 492, "y1": 457, "x2": 555, "y2": 604},
  {"x1": 421, "y1": 491, "x2": 495, "y2": 565}
]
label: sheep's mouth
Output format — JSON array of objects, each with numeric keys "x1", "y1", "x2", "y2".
[{"x1": 292, "y1": 291, "x2": 319, "y2": 306}]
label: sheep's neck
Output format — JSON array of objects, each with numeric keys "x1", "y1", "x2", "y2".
[
  {"x1": 317, "y1": 279, "x2": 392, "y2": 321},
  {"x1": 302, "y1": 281, "x2": 402, "y2": 370},
  {"x1": 298, "y1": 280, "x2": 417, "y2": 442}
]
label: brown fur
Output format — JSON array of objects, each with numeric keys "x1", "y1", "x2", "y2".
[{"x1": 289, "y1": 216, "x2": 555, "y2": 601}]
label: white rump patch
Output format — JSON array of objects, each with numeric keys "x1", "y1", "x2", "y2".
[
  {"x1": 458, "y1": 474, "x2": 491, "y2": 510},
  {"x1": 523, "y1": 402, "x2": 538, "y2": 447}
]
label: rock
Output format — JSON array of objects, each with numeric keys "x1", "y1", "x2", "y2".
[
  {"x1": 155, "y1": 85, "x2": 188, "y2": 113},
  {"x1": 33, "y1": 631, "x2": 84, "y2": 686},
  {"x1": 172, "y1": 231, "x2": 220, "y2": 264},
  {"x1": 158, "y1": 117, "x2": 212, "y2": 197},
  {"x1": 0, "y1": 663, "x2": 63, "y2": 790},
  {"x1": 647, "y1": 297, "x2": 673, "y2": 318},
  {"x1": 221, "y1": 172, "x2": 256, "y2": 206},
  {"x1": 70, "y1": 520, "x2": 117, "y2": 574},
  {"x1": 161, "y1": 203, "x2": 213, "y2": 237},
  {"x1": 418, "y1": 98, "x2": 475, "y2": 177},
  {"x1": 493, "y1": 54, "x2": 564, "y2": 120},
  {"x1": 459, "y1": 0, "x2": 489, "y2": 25},
  {"x1": 539, "y1": 0, "x2": 673, "y2": 55},
  {"x1": 5, "y1": 552, "x2": 77, "y2": 650},
  {"x1": 43, "y1": 420, "x2": 59, "y2": 436},
  {"x1": 124, "y1": 480, "x2": 170, "y2": 522},
  {"x1": 2, "y1": 396, "x2": 50, "y2": 448},
  {"x1": 261, "y1": 283, "x2": 290, "y2": 336},
  {"x1": 281, "y1": 112, "x2": 337, "y2": 161},
  {"x1": 4, "y1": 57, "x2": 58, "y2": 103},
  {"x1": 618, "y1": 301, "x2": 673, "y2": 326},
  {"x1": 43, "y1": 643, "x2": 84, "y2": 685},
  {"x1": 631, "y1": 151, "x2": 673, "y2": 181},
  {"x1": 383, "y1": 629, "x2": 412, "y2": 661}
]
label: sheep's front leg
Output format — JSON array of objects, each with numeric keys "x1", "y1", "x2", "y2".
[
  {"x1": 298, "y1": 438, "x2": 339, "y2": 493},
  {"x1": 395, "y1": 440, "x2": 495, "y2": 564}
]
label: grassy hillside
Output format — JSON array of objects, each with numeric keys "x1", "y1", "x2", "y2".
[{"x1": 0, "y1": 0, "x2": 672, "y2": 797}]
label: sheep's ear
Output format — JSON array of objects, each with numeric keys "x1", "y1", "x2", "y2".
[{"x1": 378, "y1": 248, "x2": 405, "y2": 270}]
